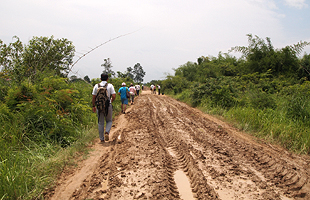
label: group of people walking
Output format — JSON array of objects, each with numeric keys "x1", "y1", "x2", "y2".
[
  {"x1": 92, "y1": 73, "x2": 161, "y2": 143},
  {"x1": 150, "y1": 84, "x2": 161, "y2": 95},
  {"x1": 118, "y1": 82, "x2": 140, "y2": 114}
]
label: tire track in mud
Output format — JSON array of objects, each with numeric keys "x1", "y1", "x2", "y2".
[
  {"x1": 135, "y1": 94, "x2": 310, "y2": 199},
  {"x1": 47, "y1": 92, "x2": 310, "y2": 200},
  {"x1": 148, "y1": 94, "x2": 310, "y2": 199}
]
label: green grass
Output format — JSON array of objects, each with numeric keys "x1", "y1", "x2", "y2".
[
  {"x1": 169, "y1": 91, "x2": 310, "y2": 155},
  {"x1": 0, "y1": 126, "x2": 98, "y2": 200},
  {"x1": 223, "y1": 106, "x2": 310, "y2": 154},
  {"x1": 0, "y1": 98, "x2": 123, "y2": 200},
  {"x1": 0, "y1": 76, "x2": 126, "y2": 199}
]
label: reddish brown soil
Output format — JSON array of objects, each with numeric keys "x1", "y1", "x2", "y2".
[{"x1": 45, "y1": 91, "x2": 310, "y2": 200}]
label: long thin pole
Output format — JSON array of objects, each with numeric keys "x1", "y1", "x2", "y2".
[{"x1": 68, "y1": 29, "x2": 141, "y2": 74}]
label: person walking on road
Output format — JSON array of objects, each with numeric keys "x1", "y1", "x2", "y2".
[
  {"x1": 92, "y1": 74, "x2": 116, "y2": 142},
  {"x1": 135, "y1": 84, "x2": 141, "y2": 96},
  {"x1": 157, "y1": 85, "x2": 161, "y2": 95},
  {"x1": 118, "y1": 82, "x2": 129, "y2": 114},
  {"x1": 150, "y1": 84, "x2": 155, "y2": 94},
  {"x1": 129, "y1": 83, "x2": 137, "y2": 105}
]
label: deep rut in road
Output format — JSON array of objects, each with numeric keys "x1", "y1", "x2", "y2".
[{"x1": 46, "y1": 92, "x2": 310, "y2": 200}]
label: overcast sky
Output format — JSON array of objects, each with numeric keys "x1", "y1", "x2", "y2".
[{"x1": 1, "y1": 0, "x2": 310, "y2": 82}]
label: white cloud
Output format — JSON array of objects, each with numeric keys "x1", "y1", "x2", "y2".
[
  {"x1": 249, "y1": 0, "x2": 278, "y2": 9},
  {"x1": 284, "y1": 0, "x2": 308, "y2": 9}
]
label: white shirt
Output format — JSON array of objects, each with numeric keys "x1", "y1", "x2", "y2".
[{"x1": 92, "y1": 81, "x2": 116, "y2": 102}]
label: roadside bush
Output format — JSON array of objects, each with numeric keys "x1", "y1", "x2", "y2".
[
  {"x1": 191, "y1": 82, "x2": 209, "y2": 106},
  {"x1": 0, "y1": 103, "x2": 22, "y2": 145},
  {"x1": 3, "y1": 76, "x2": 95, "y2": 146},
  {"x1": 286, "y1": 95, "x2": 310, "y2": 123},
  {"x1": 175, "y1": 89, "x2": 192, "y2": 105},
  {"x1": 5, "y1": 81, "x2": 37, "y2": 110},
  {"x1": 0, "y1": 74, "x2": 97, "y2": 199},
  {"x1": 249, "y1": 91, "x2": 276, "y2": 110},
  {"x1": 0, "y1": 78, "x2": 11, "y2": 102},
  {"x1": 210, "y1": 85, "x2": 237, "y2": 109},
  {"x1": 280, "y1": 82, "x2": 310, "y2": 123},
  {"x1": 191, "y1": 78, "x2": 237, "y2": 108},
  {"x1": 161, "y1": 75, "x2": 189, "y2": 95}
]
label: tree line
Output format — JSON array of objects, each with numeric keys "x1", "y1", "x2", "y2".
[{"x1": 157, "y1": 34, "x2": 310, "y2": 154}]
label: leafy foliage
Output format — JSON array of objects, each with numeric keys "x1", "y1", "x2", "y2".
[
  {"x1": 116, "y1": 63, "x2": 146, "y2": 83},
  {"x1": 84, "y1": 75, "x2": 91, "y2": 83},
  {"x1": 133, "y1": 63, "x2": 146, "y2": 83},
  {"x1": 162, "y1": 34, "x2": 310, "y2": 154},
  {"x1": 0, "y1": 36, "x2": 96, "y2": 199},
  {"x1": 161, "y1": 75, "x2": 189, "y2": 95},
  {"x1": 0, "y1": 36, "x2": 74, "y2": 83},
  {"x1": 101, "y1": 58, "x2": 115, "y2": 77},
  {"x1": 190, "y1": 78, "x2": 237, "y2": 108},
  {"x1": 126, "y1": 66, "x2": 134, "y2": 80},
  {"x1": 230, "y1": 34, "x2": 309, "y2": 78}
]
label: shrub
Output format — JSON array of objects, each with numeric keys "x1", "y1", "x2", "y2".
[
  {"x1": 286, "y1": 95, "x2": 310, "y2": 122},
  {"x1": 210, "y1": 86, "x2": 237, "y2": 109},
  {"x1": 249, "y1": 91, "x2": 276, "y2": 110},
  {"x1": 5, "y1": 81, "x2": 37, "y2": 110}
]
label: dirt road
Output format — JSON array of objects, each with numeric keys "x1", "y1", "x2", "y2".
[{"x1": 46, "y1": 91, "x2": 310, "y2": 200}]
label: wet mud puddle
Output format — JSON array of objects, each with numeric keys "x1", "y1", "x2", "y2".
[{"x1": 174, "y1": 170, "x2": 195, "y2": 200}]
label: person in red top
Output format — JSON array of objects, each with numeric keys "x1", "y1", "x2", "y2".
[{"x1": 129, "y1": 83, "x2": 137, "y2": 105}]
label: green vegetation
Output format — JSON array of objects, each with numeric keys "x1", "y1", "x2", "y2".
[
  {"x1": 160, "y1": 34, "x2": 310, "y2": 154},
  {"x1": 0, "y1": 36, "x2": 135, "y2": 199}
]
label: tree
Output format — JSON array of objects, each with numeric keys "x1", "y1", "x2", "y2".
[
  {"x1": 23, "y1": 36, "x2": 74, "y2": 79},
  {"x1": 133, "y1": 63, "x2": 146, "y2": 83},
  {"x1": 84, "y1": 75, "x2": 91, "y2": 83},
  {"x1": 101, "y1": 58, "x2": 115, "y2": 77},
  {"x1": 0, "y1": 36, "x2": 23, "y2": 80},
  {"x1": 0, "y1": 36, "x2": 75, "y2": 83},
  {"x1": 174, "y1": 61, "x2": 197, "y2": 81},
  {"x1": 299, "y1": 53, "x2": 310, "y2": 80},
  {"x1": 230, "y1": 34, "x2": 275, "y2": 74},
  {"x1": 70, "y1": 75, "x2": 78, "y2": 81},
  {"x1": 126, "y1": 67, "x2": 134, "y2": 80},
  {"x1": 230, "y1": 34, "x2": 309, "y2": 77},
  {"x1": 116, "y1": 71, "x2": 127, "y2": 79}
]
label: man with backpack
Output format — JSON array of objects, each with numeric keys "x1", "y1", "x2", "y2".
[{"x1": 92, "y1": 74, "x2": 116, "y2": 142}]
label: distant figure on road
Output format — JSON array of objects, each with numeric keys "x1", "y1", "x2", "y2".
[
  {"x1": 129, "y1": 83, "x2": 137, "y2": 105},
  {"x1": 150, "y1": 84, "x2": 154, "y2": 93},
  {"x1": 157, "y1": 85, "x2": 161, "y2": 95},
  {"x1": 135, "y1": 84, "x2": 141, "y2": 96},
  {"x1": 153, "y1": 85, "x2": 156, "y2": 94},
  {"x1": 118, "y1": 82, "x2": 129, "y2": 114}
]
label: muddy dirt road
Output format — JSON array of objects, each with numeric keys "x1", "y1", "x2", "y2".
[{"x1": 46, "y1": 91, "x2": 310, "y2": 200}]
